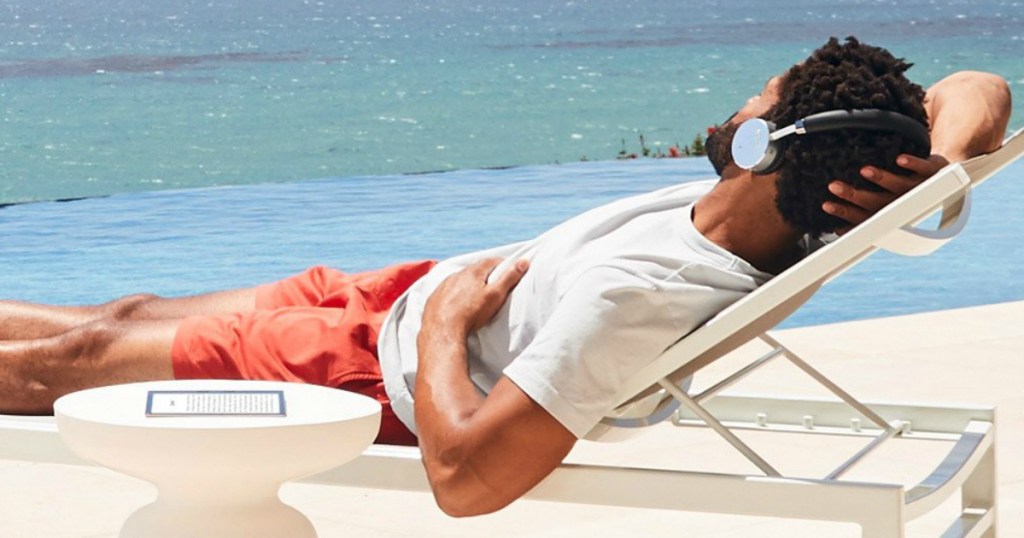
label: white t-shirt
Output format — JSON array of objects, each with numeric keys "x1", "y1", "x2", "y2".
[{"x1": 377, "y1": 179, "x2": 772, "y2": 438}]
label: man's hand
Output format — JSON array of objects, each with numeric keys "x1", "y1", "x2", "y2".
[
  {"x1": 422, "y1": 258, "x2": 529, "y2": 337},
  {"x1": 822, "y1": 153, "x2": 949, "y2": 232}
]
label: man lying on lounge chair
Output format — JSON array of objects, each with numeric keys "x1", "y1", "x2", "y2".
[{"x1": 0, "y1": 37, "x2": 1011, "y2": 516}]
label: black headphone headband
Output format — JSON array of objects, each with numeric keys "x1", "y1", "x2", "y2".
[
  {"x1": 797, "y1": 109, "x2": 930, "y2": 146},
  {"x1": 732, "y1": 108, "x2": 931, "y2": 174}
]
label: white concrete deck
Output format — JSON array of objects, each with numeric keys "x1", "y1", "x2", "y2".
[{"x1": 2, "y1": 300, "x2": 1021, "y2": 537}]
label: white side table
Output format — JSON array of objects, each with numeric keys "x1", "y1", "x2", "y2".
[{"x1": 54, "y1": 380, "x2": 382, "y2": 538}]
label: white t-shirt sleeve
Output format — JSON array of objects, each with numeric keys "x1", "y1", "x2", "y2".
[{"x1": 502, "y1": 265, "x2": 710, "y2": 438}]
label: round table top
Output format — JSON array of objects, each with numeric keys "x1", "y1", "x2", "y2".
[{"x1": 54, "y1": 380, "x2": 381, "y2": 430}]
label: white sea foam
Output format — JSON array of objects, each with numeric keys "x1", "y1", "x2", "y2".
[{"x1": 377, "y1": 116, "x2": 419, "y2": 125}]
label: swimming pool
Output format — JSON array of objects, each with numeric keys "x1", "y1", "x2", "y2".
[{"x1": 1, "y1": 156, "x2": 1021, "y2": 327}]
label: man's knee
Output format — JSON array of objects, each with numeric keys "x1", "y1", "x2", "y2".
[
  {"x1": 8, "y1": 321, "x2": 123, "y2": 413},
  {"x1": 105, "y1": 294, "x2": 161, "y2": 321},
  {"x1": 60, "y1": 319, "x2": 124, "y2": 363}
]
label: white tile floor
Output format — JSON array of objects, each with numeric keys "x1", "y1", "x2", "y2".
[{"x1": 1, "y1": 300, "x2": 1021, "y2": 537}]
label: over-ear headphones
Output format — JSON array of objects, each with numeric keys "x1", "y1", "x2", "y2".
[{"x1": 731, "y1": 109, "x2": 930, "y2": 174}]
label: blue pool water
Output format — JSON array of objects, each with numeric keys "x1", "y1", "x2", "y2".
[{"x1": 2, "y1": 157, "x2": 1022, "y2": 328}]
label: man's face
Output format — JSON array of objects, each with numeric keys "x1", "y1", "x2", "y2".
[{"x1": 706, "y1": 75, "x2": 784, "y2": 177}]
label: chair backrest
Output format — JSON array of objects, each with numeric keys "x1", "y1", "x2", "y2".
[{"x1": 595, "y1": 128, "x2": 1024, "y2": 435}]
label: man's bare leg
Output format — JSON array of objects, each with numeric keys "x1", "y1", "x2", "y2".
[
  {"x1": 123, "y1": 288, "x2": 258, "y2": 321},
  {"x1": 0, "y1": 318, "x2": 179, "y2": 414},
  {"x1": 0, "y1": 287, "x2": 258, "y2": 340},
  {"x1": 0, "y1": 295, "x2": 158, "y2": 340}
]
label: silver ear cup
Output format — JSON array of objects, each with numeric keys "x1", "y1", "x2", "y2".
[{"x1": 732, "y1": 118, "x2": 778, "y2": 173}]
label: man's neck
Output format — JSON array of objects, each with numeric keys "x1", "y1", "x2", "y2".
[{"x1": 692, "y1": 168, "x2": 806, "y2": 275}]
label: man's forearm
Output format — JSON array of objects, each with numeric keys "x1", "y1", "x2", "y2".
[
  {"x1": 415, "y1": 322, "x2": 486, "y2": 439},
  {"x1": 414, "y1": 323, "x2": 485, "y2": 489},
  {"x1": 416, "y1": 324, "x2": 483, "y2": 428},
  {"x1": 414, "y1": 321, "x2": 576, "y2": 518},
  {"x1": 926, "y1": 71, "x2": 1012, "y2": 162}
]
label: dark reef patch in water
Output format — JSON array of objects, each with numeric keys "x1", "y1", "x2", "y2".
[{"x1": 0, "y1": 50, "x2": 347, "y2": 79}]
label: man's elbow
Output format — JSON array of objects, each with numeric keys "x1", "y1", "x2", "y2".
[
  {"x1": 978, "y1": 72, "x2": 1013, "y2": 150},
  {"x1": 935, "y1": 70, "x2": 1011, "y2": 107},
  {"x1": 987, "y1": 72, "x2": 1012, "y2": 119},
  {"x1": 969, "y1": 71, "x2": 1010, "y2": 106},
  {"x1": 422, "y1": 455, "x2": 517, "y2": 517},
  {"x1": 433, "y1": 490, "x2": 512, "y2": 518},
  {"x1": 426, "y1": 469, "x2": 515, "y2": 518},
  {"x1": 943, "y1": 71, "x2": 1013, "y2": 152},
  {"x1": 953, "y1": 71, "x2": 1011, "y2": 113}
]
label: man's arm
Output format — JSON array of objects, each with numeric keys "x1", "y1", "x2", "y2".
[
  {"x1": 824, "y1": 70, "x2": 1012, "y2": 225},
  {"x1": 414, "y1": 258, "x2": 576, "y2": 517},
  {"x1": 925, "y1": 70, "x2": 1012, "y2": 163}
]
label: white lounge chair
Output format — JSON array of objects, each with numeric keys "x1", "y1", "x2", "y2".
[
  {"x1": 319, "y1": 128, "x2": 1023, "y2": 537},
  {"x1": 2, "y1": 128, "x2": 1022, "y2": 537}
]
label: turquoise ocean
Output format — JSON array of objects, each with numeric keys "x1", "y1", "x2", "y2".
[{"x1": 1, "y1": 0, "x2": 1023, "y2": 326}]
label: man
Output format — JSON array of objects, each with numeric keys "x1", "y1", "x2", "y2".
[{"x1": 0, "y1": 38, "x2": 1011, "y2": 516}]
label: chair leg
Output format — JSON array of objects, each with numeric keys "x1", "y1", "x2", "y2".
[
  {"x1": 852, "y1": 497, "x2": 905, "y2": 538},
  {"x1": 856, "y1": 517, "x2": 904, "y2": 538},
  {"x1": 961, "y1": 440, "x2": 997, "y2": 537}
]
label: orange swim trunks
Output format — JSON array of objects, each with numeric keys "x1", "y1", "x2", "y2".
[{"x1": 170, "y1": 261, "x2": 436, "y2": 446}]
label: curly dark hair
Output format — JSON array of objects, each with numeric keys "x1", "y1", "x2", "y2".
[{"x1": 768, "y1": 37, "x2": 930, "y2": 236}]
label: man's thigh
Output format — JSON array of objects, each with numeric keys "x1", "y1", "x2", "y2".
[{"x1": 132, "y1": 265, "x2": 359, "y2": 321}]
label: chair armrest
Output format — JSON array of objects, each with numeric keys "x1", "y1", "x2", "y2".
[{"x1": 875, "y1": 163, "x2": 972, "y2": 256}]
